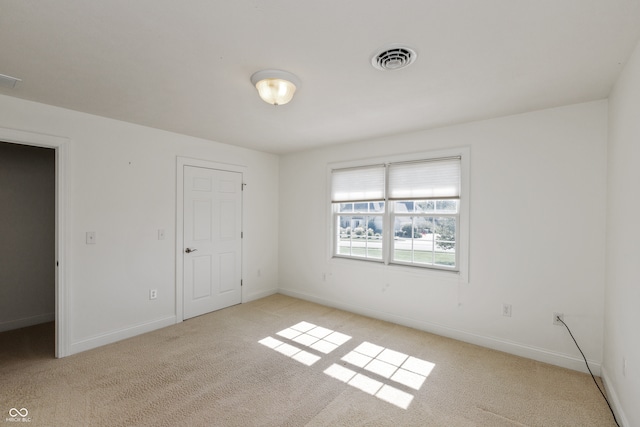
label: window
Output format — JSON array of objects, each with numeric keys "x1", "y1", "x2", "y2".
[{"x1": 331, "y1": 154, "x2": 464, "y2": 272}]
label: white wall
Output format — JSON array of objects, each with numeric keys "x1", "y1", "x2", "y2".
[
  {"x1": 0, "y1": 94, "x2": 279, "y2": 355},
  {"x1": 279, "y1": 100, "x2": 608, "y2": 373},
  {"x1": 0, "y1": 142, "x2": 55, "y2": 332},
  {"x1": 604, "y1": 39, "x2": 640, "y2": 427}
]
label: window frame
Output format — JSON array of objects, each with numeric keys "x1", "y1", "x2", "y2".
[{"x1": 327, "y1": 148, "x2": 470, "y2": 282}]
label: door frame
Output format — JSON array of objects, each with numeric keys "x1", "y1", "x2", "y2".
[
  {"x1": 0, "y1": 126, "x2": 69, "y2": 358},
  {"x1": 175, "y1": 156, "x2": 246, "y2": 322}
]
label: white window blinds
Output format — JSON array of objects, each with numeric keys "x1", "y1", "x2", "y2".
[
  {"x1": 331, "y1": 165, "x2": 385, "y2": 202},
  {"x1": 388, "y1": 157, "x2": 460, "y2": 200}
]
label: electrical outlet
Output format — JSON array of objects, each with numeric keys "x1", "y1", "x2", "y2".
[
  {"x1": 502, "y1": 303, "x2": 512, "y2": 317},
  {"x1": 149, "y1": 289, "x2": 158, "y2": 300},
  {"x1": 553, "y1": 312, "x2": 564, "y2": 325}
]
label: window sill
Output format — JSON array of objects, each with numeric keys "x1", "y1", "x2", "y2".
[{"x1": 329, "y1": 255, "x2": 467, "y2": 284}]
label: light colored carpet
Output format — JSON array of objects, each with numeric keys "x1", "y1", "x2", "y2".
[{"x1": 0, "y1": 294, "x2": 616, "y2": 426}]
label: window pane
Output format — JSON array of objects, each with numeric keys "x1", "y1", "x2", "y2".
[
  {"x1": 369, "y1": 202, "x2": 385, "y2": 213},
  {"x1": 435, "y1": 200, "x2": 458, "y2": 213},
  {"x1": 393, "y1": 217, "x2": 413, "y2": 262},
  {"x1": 394, "y1": 217, "x2": 414, "y2": 238},
  {"x1": 435, "y1": 217, "x2": 456, "y2": 247},
  {"x1": 354, "y1": 202, "x2": 368, "y2": 212},
  {"x1": 435, "y1": 243, "x2": 455, "y2": 267},
  {"x1": 394, "y1": 201, "x2": 414, "y2": 213},
  {"x1": 350, "y1": 216, "x2": 365, "y2": 237},
  {"x1": 413, "y1": 216, "x2": 434, "y2": 235},
  {"x1": 415, "y1": 200, "x2": 435, "y2": 212},
  {"x1": 337, "y1": 215, "x2": 351, "y2": 232},
  {"x1": 413, "y1": 223, "x2": 435, "y2": 264},
  {"x1": 434, "y1": 217, "x2": 456, "y2": 266},
  {"x1": 337, "y1": 216, "x2": 352, "y2": 255},
  {"x1": 365, "y1": 216, "x2": 383, "y2": 259},
  {"x1": 367, "y1": 216, "x2": 383, "y2": 235},
  {"x1": 339, "y1": 203, "x2": 353, "y2": 213}
]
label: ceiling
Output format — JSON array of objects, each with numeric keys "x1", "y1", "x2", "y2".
[{"x1": 1, "y1": 1, "x2": 640, "y2": 154}]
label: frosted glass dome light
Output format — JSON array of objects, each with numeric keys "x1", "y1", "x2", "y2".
[{"x1": 250, "y1": 70, "x2": 300, "y2": 106}]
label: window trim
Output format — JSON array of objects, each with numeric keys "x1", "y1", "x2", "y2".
[{"x1": 326, "y1": 147, "x2": 470, "y2": 283}]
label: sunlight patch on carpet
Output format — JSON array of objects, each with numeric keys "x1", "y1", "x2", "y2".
[
  {"x1": 259, "y1": 322, "x2": 352, "y2": 366},
  {"x1": 327, "y1": 341, "x2": 434, "y2": 409},
  {"x1": 258, "y1": 323, "x2": 434, "y2": 410}
]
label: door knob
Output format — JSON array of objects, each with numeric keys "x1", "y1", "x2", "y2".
[{"x1": 185, "y1": 248, "x2": 198, "y2": 253}]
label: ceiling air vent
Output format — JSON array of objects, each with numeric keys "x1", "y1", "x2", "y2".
[{"x1": 371, "y1": 45, "x2": 417, "y2": 71}]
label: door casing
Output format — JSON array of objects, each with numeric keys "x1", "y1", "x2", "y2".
[{"x1": 0, "y1": 126, "x2": 69, "y2": 357}]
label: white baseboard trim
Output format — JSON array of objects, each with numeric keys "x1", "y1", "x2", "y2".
[
  {"x1": 69, "y1": 315, "x2": 176, "y2": 355},
  {"x1": 244, "y1": 288, "x2": 278, "y2": 303},
  {"x1": 0, "y1": 312, "x2": 55, "y2": 333},
  {"x1": 601, "y1": 366, "x2": 629, "y2": 427},
  {"x1": 278, "y1": 288, "x2": 601, "y2": 375}
]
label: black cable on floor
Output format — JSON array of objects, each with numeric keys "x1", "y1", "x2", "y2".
[{"x1": 557, "y1": 316, "x2": 620, "y2": 427}]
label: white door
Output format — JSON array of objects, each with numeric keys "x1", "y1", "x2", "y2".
[{"x1": 183, "y1": 166, "x2": 242, "y2": 319}]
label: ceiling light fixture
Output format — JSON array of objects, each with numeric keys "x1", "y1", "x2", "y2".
[{"x1": 250, "y1": 69, "x2": 300, "y2": 106}]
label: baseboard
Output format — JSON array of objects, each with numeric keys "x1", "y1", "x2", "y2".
[
  {"x1": 278, "y1": 288, "x2": 601, "y2": 375},
  {"x1": 0, "y1": 312, "x2": 55, "y2": 333},
  {"x1": 244, "y1": 288, "x2": 278, "y2": 303},
  {"x1": 69, "y1": 315, "x2": 176, "y2": 355},
  {"x1": 601, "y1": 366, "x2": 630, "y2": 427}
]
